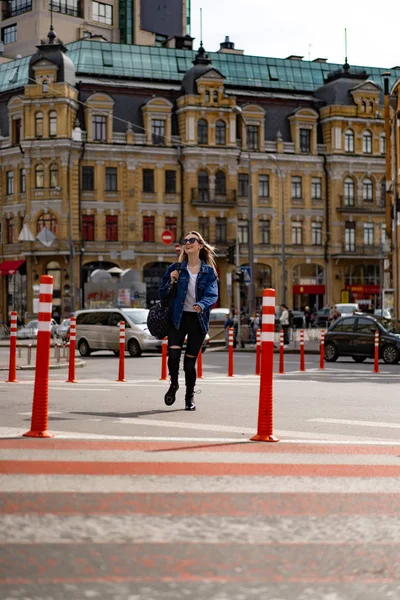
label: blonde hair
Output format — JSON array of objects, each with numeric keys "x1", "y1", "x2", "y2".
[{"x1": 178, "y1": 231, "x2": 218, "y2": 274}]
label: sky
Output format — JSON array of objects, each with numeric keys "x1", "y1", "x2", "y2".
[{"x1": 190, "y1": 0, "x2": 399, "y2": 69}]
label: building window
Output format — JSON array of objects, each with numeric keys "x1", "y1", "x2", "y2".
[
  {"x1": 216, "y1": 217, "x2": 227, "y2": 243},
  {"x1": 152, "y1": 119, "x2": 165, "y2": 145},
  {"x1": 35, "y1": 112, "x2": 43, "y2": 137},
  {"x1": 198, "y1": 216, "x2": 209, "y2": 240},
  {"x1": 299, "y1": 128, "x2": 311, "y2": 153},
  {"x1": 215, "y1": 120, "x2": 226, "y2": 145},
  {"x1": 50, "y1": 164, "x2": 59, "y2": 188},
  {"x1": 19, "y1": 168, "x2": 26, "y2": 193},
  {"x1": 82, "y1": 215, "x2": 95, "y2": 242},
  {"x1": 362, "y1": 130, "x2": 372, "y2": 154},
  {"x1": 165, "y1": 170, "x2": 176, "y2": 194},
  {"x1": 215, "y1": 170, "x2": 226, "y2": 195},
  {"x1": 50, "y1": 0, "x2": 81, "y2": 17},
  {"x1": 380, "y1": 134, "x2": 386, "y2": 155},
  {"x1": 213, "y1": 90, "x2": 218, "y2": 102},
  {"x1": 344, "y1": 177, "x2": 355, "y2": 206},
  {"x1": 345, "y1": 221, "x2": 356, "y2": 252},
  {"x1": 6, "y1": 171, "x2": 14, "y2": 195},
  {"x1": 247, "y1": 125, "x2": 258, "y2": 150},
  {"x1": 198, "y1": 170, "x2": 209, "y2": 202},
  {"x1": 4, "y1": 1, "x2": 32, "y2": 18},
  {"x1": 82, "y1": 166, "x2": 94, "y2": 190},
  {"x1": 238, "y1": 220, "x2": 248, "y2": 244},
  {"x1": 292, "y1": 222, "x2": 303, "y2": 245},
  {"x1": 311, "y1": 177, "x2": 322, "y2": 200},
  {"x1": 260, "y1": 221, "x2": 270, "y2": 245},
  {"x1": 165, "y1": 216, "x2": 177, "y2": 241},
  {"x1": 49, "y1": 111, "x2": 57, "y2": 136},
  {"x1": 205, "y1": 91, "x2": 210, "y2": 102},
  {"x1": 381, "y1": 180, "x2": 386, "y2": 207},
  {"x1": 364, "y1": 223, "x2": 374, "y2": 246},
  {"x1": 92, "y1": 115, "x2": 106, "y2": 141},
  {"x1": 238, "y1": 173, "x2": 249, "y2": 197},
  {"x1": 105, "y1": 215, "x2": 118, "y2": 242},
  {"x1": 143, "y1": 169, "x2": 154, "y2": 193},
  {"x1": 258, "y1": 174, "x2": 269, "y2": 198},
  {"x1": 291, "y1": 176, "x2": 302, "y2": 199},
  {"x1": 344, "y1": 129, "x2": 354, "y2": 153},
  {"x1": 6, "y1": 217, "x2": 14, "y2": 244},
  {"x1": 37, "y1": 213, "x2": 57, "y2": 235},
  {"x1": 312, "y1": 222, "x2": 322, "y2": 246},
  {"x1": 13, "y1": 118, "x2": 21, "y2": 144},
  {"x1": 197, "y1": 119, "x2": 208, "y2": 144},
  {"x1": 143, "y1": 216, "x2": 155, "y2": 242},
  {"x1": 105, "y1": 167, "x2": 117, "y2": 191},
  {"x1": 35, "y1": 164, "x2": 44, "y2": 188},
  {"x1": 363, "y1": 178, "x2": 373, "y2": 201},
  {"x1": 2, "y1": 24, "x2": 17, "y2": 44},
  {"x1": 92, "y1": 1, "x2": 112, "y2": 24}
]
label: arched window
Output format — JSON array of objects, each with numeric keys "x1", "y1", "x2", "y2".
[
  {"x1": 215, "y1": 120, "x2": 226, "y2": 145},
  {"x1": 197, "y1": 119, "x2": 208, "y2": 145},
  {"x1": 213, "y1": 91, "x2": 219, "y2": 102},
  {"x1": 344, "y1": 129, "x2": 354, "y2": 153},
  {"x1": 37, "y1": 213, "x2": 57, "y2": 235},
  {"x1": 215, "y1": 170, "x2": 226, "y2": 195},
  {"x1": 205, "y1": 90, "x2": 210, "y2": 102},
  {"x1": 362, "y1": 130, "x2": 372, "y2": 154},
  {"x1": 380, "y1": 133, "x2": 386, "y2": 155},
  {"x1": 50, "y1": 164, "x2": 59, "y2": 188},
  {"x1": 49, "y1": 111, "x2": 57, "y2": 136},
  {"x1": 35, "y1": 112, "x2": 43, "y2": 137},
  {"x1": 35, "y1": 164, "x2": 44, "y2": 188},
  {"x1": 344, "y1": 177, "x2": 355, "y2": 206},
  {"x1": 198, "y1": 170, "x2": 209, "y2": 202},
  {"x1": 363, "y1": 177, "x2": 373, "y2": 201}
]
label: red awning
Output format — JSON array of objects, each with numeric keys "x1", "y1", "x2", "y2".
[{"x1": 0, "y1": 259, "x2": 25, "y2": 276}]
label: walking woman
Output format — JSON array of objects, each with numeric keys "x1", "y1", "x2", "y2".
[{"x1": 159, "y1": 231, "x2": 218, "y2": 410}]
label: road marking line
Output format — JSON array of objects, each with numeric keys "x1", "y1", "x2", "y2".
[{"x1": 309, "y1": 418, "x2": 400, "y2": 429}]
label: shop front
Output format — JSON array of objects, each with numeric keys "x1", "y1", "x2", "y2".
[
  {"x1": 343, "y1": 284, "x2": 381, "y2": 312},
  {"x1": 292, "y1": 263, "x2": 325, "y2": 311}
]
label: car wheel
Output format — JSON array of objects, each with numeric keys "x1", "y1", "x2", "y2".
[
  {"x1": 78, "y1": 339, "x2": 91, "y2": 357},
  {"x1": 128, "y1": 339, "x2": 142, "y2": 357},
  {"x1": 352, "y1": 356, "x2": 366, "y2": 363},
  {"x1": 324, "y1": 342, "x2": 338, "y2": 362},
  {"x1": 382, "y1": 345, "x2": 400, "y2": 364},
  {"x1": 113, "y1": 350, "x2": 120, "y2": 357}
]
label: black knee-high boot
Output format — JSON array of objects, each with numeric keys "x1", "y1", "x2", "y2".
[
  {"x1": 184, "y1": 355, "x2": 197, "y2": 411},
  {"x1": 165, "y1": 348, "x2": 181, "y2": 406}
]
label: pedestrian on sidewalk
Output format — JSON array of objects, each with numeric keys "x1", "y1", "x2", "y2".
[
  {"x1": 279, "y1": 304, "x2": 290, "y2": 345},
  {"x1": 159, "y1": 231, "x2": 218, "y2": 411}
]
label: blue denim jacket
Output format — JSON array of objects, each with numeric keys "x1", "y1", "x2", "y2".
[{"x1": 159, "y1": 261, "x2": 219, "y2": 333}]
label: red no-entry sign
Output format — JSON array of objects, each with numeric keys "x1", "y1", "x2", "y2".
[
  {"x1": 174, "y1": 244, "x2": 181, "y2": 254},
  {"x1": 161, "y1": 230, "x2": 173, "y2": 245}
]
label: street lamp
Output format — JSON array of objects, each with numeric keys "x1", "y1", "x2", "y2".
[
  {"x1": 234, "y1": 106, "x2": 255, "y2": 315},
  {"x1": 267, "y1": 154, "x2": 286, "y2": 306},
  {"x1": 55, "y1": 186, "x2": 75, "y2": 313}
]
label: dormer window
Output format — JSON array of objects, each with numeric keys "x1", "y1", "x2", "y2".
[
  {"x1": 92, "y1": 114, "x2": 106, "y2": 141},
  {"x1": 35, "y1": 112, "x2": 43, "y2": 138},
  {"x1": 151, "y1": 119, "x2": 165, "y2": 145},
  {"x1": 42, "y1": 80, "x2": 49, "y2": 93},
  {"x1": 247, "y1": 125, "x2": 259, "y2": 150},
  {"x1": 299, "y1": 128, "x2": 311, "y2": 153}
]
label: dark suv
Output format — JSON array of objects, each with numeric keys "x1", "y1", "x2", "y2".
[{"x1": 324, "y1": 315, "x2": 400, "y2": 364}]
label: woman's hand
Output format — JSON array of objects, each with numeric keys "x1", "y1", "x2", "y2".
[
  {"x1": 192, "y1": 304, "x2": 202, "y2": 313},
  {"x1": 170, "y1": 270, "x2": 180, "y2": 284}
]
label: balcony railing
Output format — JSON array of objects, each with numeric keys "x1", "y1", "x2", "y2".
[
  {"x1": 337, "y1": 195, "x2": 385, "y2": 213},
  {"x1": 191, "y1": 189, "x2": 236, "y2": 207},
  {"x1": 334, "y1": 243, "x2": 386, "y2": 257}
]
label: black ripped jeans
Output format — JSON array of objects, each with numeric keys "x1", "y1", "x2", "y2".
[{"x1": 167, "y1": 312, "x2": 206, "y2": 391}]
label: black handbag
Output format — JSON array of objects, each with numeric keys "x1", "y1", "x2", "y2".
[{"x1": 147, "y1": 266, "x2": 180, "y2": 340}]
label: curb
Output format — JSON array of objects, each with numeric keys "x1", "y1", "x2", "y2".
[{"x1": 0, "y1": 360, "x2": 87, "y2": 372}]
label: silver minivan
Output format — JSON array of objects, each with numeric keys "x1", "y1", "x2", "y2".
[{"x1": 75, "y1": 308, "x2": 161, "y2": 357}]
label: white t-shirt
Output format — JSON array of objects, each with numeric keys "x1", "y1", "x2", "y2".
[{"x1": 183, "y1": 269, "x2": 197, "y2": 312}]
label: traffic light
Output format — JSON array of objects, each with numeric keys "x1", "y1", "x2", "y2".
[
  {"x1": 227, "y1": 245, "x2": 235, "y2": 264},
  {"x1": 235, "y1": 270, "x2": 245, "y2": 284}
]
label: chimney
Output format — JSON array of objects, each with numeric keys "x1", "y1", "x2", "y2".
[
  {"x1": 286, "y1": 55, "x2": 304, "y2": 61},
  {"x1": 218, "y1": 36, "x2": 244, "y2": 55},
  {"x1": 313, "y1": 58, "x2": 328, "y2": 63}
]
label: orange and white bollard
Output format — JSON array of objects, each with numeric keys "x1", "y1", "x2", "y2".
[
  {"x1": 228, "y1": 327, "x2": 234, "y2": 377},
  {"x1": 160, "y1": 337, "x2": 168, "y2": 380},
  {"x1": 24, "y1": 275, "x2": 54, "y2": 438},
  {"x1": 197, "y1": 346, "x2": 203, "y2": 379},
  {"x1": 251, "y1": 288, "x2": 279, "y2": 443},
  {"x1": 300, "y1": 330, "x2": 306, "y2": 372},
  {"x1": 278, "y1": 329, "x2": 285, "y2": 374},
  {"x1": 373, "y1": 330, "x2": 380, "y2": 374},
  {"x1": 66, "y1": 317, "x2": 77, "y2": 383},
  {"x1": 255, "y1": 329, "x2": 261, "y2": 375},
  {"x1": 319, "y1": 330, "x2": 325, "y2": 370},
  {"x1": 6, "y1": 311, "x2": 18, "y2": 383},
  {"x1": 116, "y1": 321, "x2": 126, "y2": 382}
]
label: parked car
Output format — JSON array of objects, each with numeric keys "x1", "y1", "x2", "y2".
[
  {"x1": 75, "y1": 308, "x2": 161, "y2": 357},
  {"x1": 17, "y1": 318, "x2": 58, "y2": 339},
  {"x1": 210, "y1": 308, "x2": 230, "y2": 322},
  {"x1": 374, "y1": 308, "x2": 394, "y2": 319},
  {"x1": 291, "y1": 310, "x2": 305, "y2": 329},
  {"x1": 315, "y1": 307, "x2": 330, "y2": 328},
  {"x1": 324, "y1": 314, "x2": 400, "y2": 364},
  {"x1": 334, "y1": 303, "x2": 359, "y2": 316},
  {"x1": 57, "y1": 318, "x2": 71, "y2": 341}
]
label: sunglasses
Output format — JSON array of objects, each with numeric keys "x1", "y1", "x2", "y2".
[{"x1": 182, "y1": 237, "x2": 200, "y2": 245}]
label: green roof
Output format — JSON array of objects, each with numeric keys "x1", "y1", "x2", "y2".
[{"x1": 1, "y1": 39, "x2": 400, "y2": 95}]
